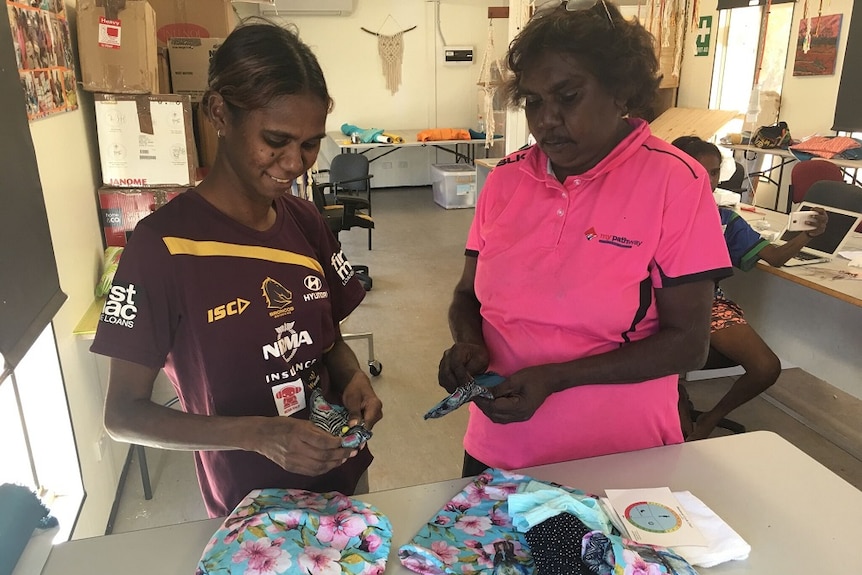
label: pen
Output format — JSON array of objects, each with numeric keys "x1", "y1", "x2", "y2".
[{"x1": 739, "y1": 205, "x2": 762, "y2": 214}]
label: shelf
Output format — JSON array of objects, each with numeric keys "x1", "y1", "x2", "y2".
[{"x1": 73, "y1": 298, "x2": 105, "y2": 339}]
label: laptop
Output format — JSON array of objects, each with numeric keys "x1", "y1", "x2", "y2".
[{"x1": 777, "y1": 202, "x2": 862, "y2": 267}]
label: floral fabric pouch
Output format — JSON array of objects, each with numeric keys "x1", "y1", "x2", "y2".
[
  {"x1": 196, "y1": 488, "x2": 392, "y2": 575},
  {"x1": 398, "y1": 468, "x2": 588, "y2": 575}
]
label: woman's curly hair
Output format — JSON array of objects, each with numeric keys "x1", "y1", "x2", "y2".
[{"x1": 503, "y1": 1, "x2": 662, "y2": 118}]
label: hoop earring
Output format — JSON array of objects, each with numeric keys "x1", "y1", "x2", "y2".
[{"x1": 217, "y1": 129, "x2": 223, "y2": 138}]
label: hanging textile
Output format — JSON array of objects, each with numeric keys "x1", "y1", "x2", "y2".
[
  {"x1": 477, "y1": 21, "x2": 505, "y2": 149},
  {"x1": 377, "y1": 32, "x2": 405, "y2": 95},
  {"x1": 362, "y1": 24, "x2": 416, "y2": 95}
]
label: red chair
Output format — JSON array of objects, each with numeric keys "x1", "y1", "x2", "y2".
[{"x1": 789, "y1": 160, "x2": 844, "y2": 205}]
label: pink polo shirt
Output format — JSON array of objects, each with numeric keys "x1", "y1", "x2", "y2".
[{"x1": 464, "y1": 118, "x2": 731, "y2": 469}]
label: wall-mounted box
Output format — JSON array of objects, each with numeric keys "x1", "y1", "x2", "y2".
[{"x1": 443, "y1": 46, "x2": 473, "y2": 66}]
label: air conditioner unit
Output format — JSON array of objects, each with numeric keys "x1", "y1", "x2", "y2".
[{"x1": 257, "y1": 0, "x2": 354, "y2": 16}]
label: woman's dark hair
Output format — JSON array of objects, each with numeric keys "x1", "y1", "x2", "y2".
[
  {"x1": 672, "y1": 136, "x2": 722, "y2": 163},
  {"x1": 203, "y1": 19, "x2": 331, "y2": 116},
  {"x1": 503, "y1": 1, "x2": 661, "y2": 118}
]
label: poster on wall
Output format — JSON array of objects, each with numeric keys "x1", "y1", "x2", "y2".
[
  {"x1": 793, "y1": 14, "x2": 843, "y2": 76},
  {"x1": 5, "y1": 0, "x2": 77, "y2": 121}
]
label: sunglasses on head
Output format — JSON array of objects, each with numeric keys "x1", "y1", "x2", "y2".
[{"x1": 561, "y1": 0, "x2": 615, "y2": 28}]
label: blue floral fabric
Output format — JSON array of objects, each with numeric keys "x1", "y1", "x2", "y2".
[
  {"x1": 398, "y1": 468, "x2": 587, "y2": 574},
  {"x1": 398, "y1": 469, "x2": 699, "y2": 575},
  {"x1": 196, "y1": 488, "x2": 392, "y2": 575}
]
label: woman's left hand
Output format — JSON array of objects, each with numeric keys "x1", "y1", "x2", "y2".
[
  {"x1": 473, "y1": 367, "x2": 555, "y2": 424},
  {"x1": 341, "y1": 371, "x2": 383, "y2": 429}
]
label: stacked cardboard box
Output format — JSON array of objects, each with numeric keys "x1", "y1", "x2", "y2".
[{"x1": 76, "y1": 0, "x2": 233, "y2": 246}]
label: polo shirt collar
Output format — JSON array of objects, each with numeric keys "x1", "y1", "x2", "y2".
[{"x1": 525, "y1": 118, "x2": 651, "y2": 185}]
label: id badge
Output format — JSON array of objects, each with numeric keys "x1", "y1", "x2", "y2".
[{"x1": 271, "y1": 379, "x2": 306, "y2": 416}]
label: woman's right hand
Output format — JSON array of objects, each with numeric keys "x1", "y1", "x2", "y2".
[
  {"x1": 251, "y1": 416, "x2": 356, "y2": 476},
  {"x1": 438, "y1": 342, "x2": 490, "y2": 393}
]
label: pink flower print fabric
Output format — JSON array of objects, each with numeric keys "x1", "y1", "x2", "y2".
[
  {"x1": 196, "y1": 488, "x2": 392, "y2": 575},
  {"x1": 398, "y1": 468, "x2": 584, "y2": 575}
]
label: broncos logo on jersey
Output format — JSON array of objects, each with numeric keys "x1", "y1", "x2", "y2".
[{"x1": 261, "y1": 277, "x2": 295, "y2": 319}]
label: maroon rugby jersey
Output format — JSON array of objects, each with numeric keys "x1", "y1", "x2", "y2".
[{"x1": 91, "y1": 189, "x2": 371, "y2": 517}]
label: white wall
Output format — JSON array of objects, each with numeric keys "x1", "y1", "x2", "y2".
[
  {"x1": 779, "y1": 0, "x2": 854, "y2": 137},
  {"x1": 678, "y1": 0, "x2": 855, "y2": 137},
  {"x1": 28, "y1": 50, "x2": 122, "y2": 544},
  {"x1": 21, "y1": 0, "x2": 510, "y2": 540},
  {"x1": 236, "y1": 0, "x2": 509, "y2": 187}
]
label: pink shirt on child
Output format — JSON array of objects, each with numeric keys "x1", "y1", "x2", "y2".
[{"x1": 463, "y1": 118, "x2": 731, "y2": 469}]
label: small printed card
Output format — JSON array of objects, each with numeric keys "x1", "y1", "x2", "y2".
[{"x1": 604, "y1": 487, "x2": 708, "y2": 548}]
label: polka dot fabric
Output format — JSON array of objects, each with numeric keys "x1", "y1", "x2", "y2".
[{"x1": 525, "y1": 512, "x2": 594, "y2": 575}]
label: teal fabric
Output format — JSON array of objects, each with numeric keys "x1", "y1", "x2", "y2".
[
  {"x1": 507, "y1": 480, "x2": 612, "y2": 534},
  {"x1": 340, "y1": 123, "x2": 384, "y2": 144}
]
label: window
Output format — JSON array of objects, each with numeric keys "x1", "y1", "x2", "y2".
[
  {"x1": 710, "y1": 3, "x2": 794, "y2": 125},
  {"x1": 0, "y1": 325, "x2": 84, "y2": 542}
]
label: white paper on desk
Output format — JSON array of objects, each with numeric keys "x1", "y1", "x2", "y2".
[
  {"x1": 838, "y1": 249, "x2": 862, "y2": 261},
  {"x1": 605, "y1": 487, "x2": 707, "y2": 548}
]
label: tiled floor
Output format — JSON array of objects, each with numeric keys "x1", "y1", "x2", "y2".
[{"x1": 108, "y1": 186, "x2": 862, "y2": 534}]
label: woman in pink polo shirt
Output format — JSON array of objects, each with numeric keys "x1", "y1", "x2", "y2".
[{"x1": 438, "y1": 1, "x2": 733, "y2": 476}]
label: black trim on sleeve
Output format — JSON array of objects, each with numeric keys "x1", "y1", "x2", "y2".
[
  {"x1": 620, "y1": 277, "x2": 653, "y2": 344},
  {"x1": 465, "y1": 249, "x2": 479, "y2": 257},
  {"x1": 642, "y1": 144, "x2": 699, "y2": 180},
  {"x1": 660, "y1": 266, "x2": 734, "y2": 288}
]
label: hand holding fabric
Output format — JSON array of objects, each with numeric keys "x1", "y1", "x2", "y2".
[
  {"x1": 438, "y1": 342, "x2": 490, "y2": 393},
  {"x1": 473, "y1": 366, "x2": 556, "y2": 424},
  {"x1": 252, "y1": 416, "x2": 355, "y2": 476}
]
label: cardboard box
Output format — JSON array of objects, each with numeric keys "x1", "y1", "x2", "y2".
[
  {"x1": 168, "y1": 37, "x2": 223, "y2": 102},
  {"x1": 95, "y1": 93, "x2": 197, "y2": 187},
  {"x1": 193, "y1": 102, "x2": 219, "y2": 169},
  {"x1": 431, "y1": 164, "x2": 476, "y2": 209},
  {"x1": 99, "y1": 186, "x2": 185, "y2": 247},
  {"x1": 157, "y1": 46, "x2": 171, "y2": 93},
  {"x1": 77, "y1": 0, "x2": 158, "y2": 94},
  {"x1": 147, "y1": 0, "x2": 234, "y2": 47}
]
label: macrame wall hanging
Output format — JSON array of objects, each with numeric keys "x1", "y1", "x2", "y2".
[
  {"x1": 477, "y1": 19, "x2": 506, "y2": 148},
  {"x1": 636, "y1": 0, "x2": 690, "y2": 81},
  {"x1": 361, "y1": 15, "x2": 416, "y2": 95}
]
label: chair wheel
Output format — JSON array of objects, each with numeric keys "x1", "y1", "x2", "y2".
[{"x1": 369, "y1": 360, "x2": 382, "y2": 376}]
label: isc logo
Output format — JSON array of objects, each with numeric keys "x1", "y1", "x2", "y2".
[{"x1": 207, "y1": 298, "x2": 250, "y2": 323}]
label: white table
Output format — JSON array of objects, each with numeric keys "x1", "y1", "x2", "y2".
[
  {"x1": 39, "y1": 431, "x2": 862, "y2": 574},
  {"x1": 723, "y1": 205, "x2": 862, "y2": 402},
  {"x1": 327, "y1": 129, "x2": 490, "y2": 165}
]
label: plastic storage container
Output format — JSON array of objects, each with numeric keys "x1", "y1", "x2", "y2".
[{"x1": 431, "y1": 164, "x2": 477, "y2": 209}]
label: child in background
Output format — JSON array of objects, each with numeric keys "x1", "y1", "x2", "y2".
[{"x1": 672, "y1": 136, "x2": 828, "y2": 439}]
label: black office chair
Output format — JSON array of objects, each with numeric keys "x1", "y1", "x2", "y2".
[
  {"x1": 678, "y1": 347, "x2": 747, "y2": 437},
  {"x1": 307, "y1": 180, "x2": 382, "y2": 376},
  {"x1": 310, "y1": 179, "x2": 374, "y2": 291},
  {"x1": 718, "y1": 161, "x2": 746, "y2": 193},
  {"x1": 804, "y1": 179, "x2": 862, "y2": 220},
  {"x1": 315, "y1": 153, "x2": 374, "y2": 249}
]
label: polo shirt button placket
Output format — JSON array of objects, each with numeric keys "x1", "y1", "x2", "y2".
[{"x1": 556, "y1": 208, "x2": 564, "y2": 217}]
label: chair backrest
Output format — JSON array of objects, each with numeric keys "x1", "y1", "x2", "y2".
[
  {"x1": 329, "y1": 153, "x2": 370, "y2": 194},
  {"x1": 804, "y1": 180, "x2": 862, "y2": 231},
  {"x1": 718, "y1": 161, "x2": 746, "y2": 192},
  {"x1": 789, "y1": 159, "x2": 844, "y2": 204}
]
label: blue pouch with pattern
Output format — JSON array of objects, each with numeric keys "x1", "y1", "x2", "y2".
[{"x1": 196, "y1": 488, "x2": 392, "y2": 575}]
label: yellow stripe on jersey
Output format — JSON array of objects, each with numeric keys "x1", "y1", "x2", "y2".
[{"x1": 162, "y1": 237, "x2": 324, "y2": 274}]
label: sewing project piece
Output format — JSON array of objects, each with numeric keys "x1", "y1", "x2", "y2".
[
  {"x1": 196, "y1": 488, "x2": 392, "y2": 575},
  {"x1": 309, "y1": 386, "x2": 373, "y2": 449},
  {"x1": 424, "y1": 372, "x2": 504, "y2": 420}
]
